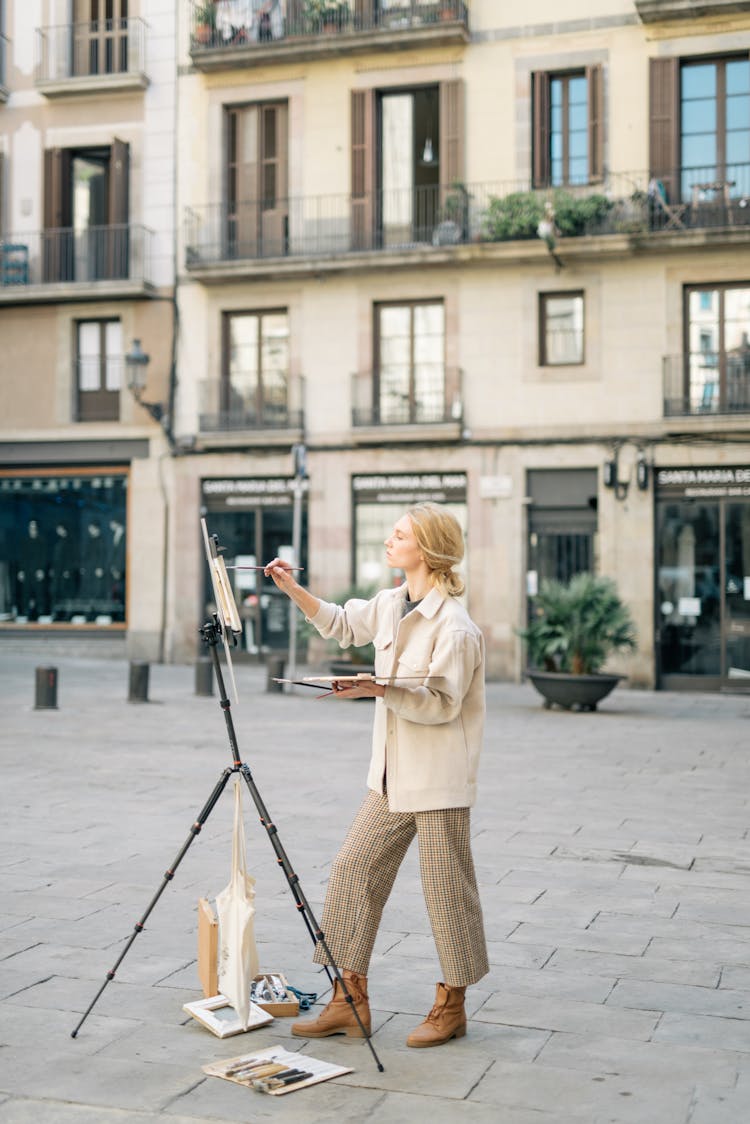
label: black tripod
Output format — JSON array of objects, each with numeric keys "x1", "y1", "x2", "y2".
[{"x1": 71, "y1": 616, "x2": 384, "y2": 1072}]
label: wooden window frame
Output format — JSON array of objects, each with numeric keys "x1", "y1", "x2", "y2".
[
  {"x1": 680, "y1": 54, "x2": 750, "y2": 182},
  {"x1": 222, "y1": 308, "x2": 290, "y2": 422},
  {"x1": 683, "y1": 280, "x2": 750, "y2": 411},
  {"x1": 75, "y1": 318, "x2": 122, "y2": 422},
  {"x1": 532, "y1": 66, "x2": 603, "y2": 189},
  {"x1": 539, "y1": 290, "x2": 585, "y2": 368},
  {"x1": 374, "y1": 298, "x2": 446, "y2": 422}
]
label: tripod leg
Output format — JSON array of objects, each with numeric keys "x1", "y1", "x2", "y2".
[
  {"x1": 71, "y1": 766, "x2": 236, "y2": 1038},
  {"x1": 239, "y1": 766, "x2": 384, "y2": 1072}
]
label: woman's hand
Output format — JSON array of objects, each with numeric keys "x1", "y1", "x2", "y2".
[
  {"x1": 264, "y1": 557, "x2": 296, "y2": 591},
  {"x1": 328, "y1": 680, "x2": 386, "y2": 700}
]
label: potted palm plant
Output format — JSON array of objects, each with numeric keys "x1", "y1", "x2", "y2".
[{"x1": 519, "y1": 573, "x2": 637, "y2": 711}]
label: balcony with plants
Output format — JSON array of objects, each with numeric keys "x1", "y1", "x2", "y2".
[
  {"x1": 35, "y1": 18, "x2": 148, "y2": 96},
  {"x1": 189, "y1": 0, "x2": 469, "y2": 70},
  {"x1": 184, "y1": 163, "x2": 750, "y2": 278},
  {"x1": 0, "y1": 225, "x2": 155, "y2": 302}
]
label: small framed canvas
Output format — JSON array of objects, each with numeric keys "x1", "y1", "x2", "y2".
[{"x1": 183, "y1": 994, "x2": 274, "y2": 1038}]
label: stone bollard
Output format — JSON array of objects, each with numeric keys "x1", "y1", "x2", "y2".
[
  {"x1": 35, "y1": 666, "x2": 58, "y2": 709},
  {"x1": 128, "y1": 660, "x2": 150, "y2": 702},
  {"x1": 195, "y1": 655, "x2": 214, "y2": 696},
  {"x1": 266, "y1": 655, "x2": 285, "y2": 693}
]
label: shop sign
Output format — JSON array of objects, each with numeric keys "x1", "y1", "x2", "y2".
[
  {"x1": 352, "y1": 472, "x2": 467, "y2": 505},
  {"x1": 201, "y1": 477, "x2": 309, "y2": 511},
  {"x1": 656, "y1": 466, "x2": 750, "y2": 499}
]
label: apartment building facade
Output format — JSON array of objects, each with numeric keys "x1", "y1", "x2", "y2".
[
  {"x1": 0, "y1": 0, "x2": 176, "y2": 654},
  {"x1": 2, "y1": 0, "x2": 749, "y2": 690}
]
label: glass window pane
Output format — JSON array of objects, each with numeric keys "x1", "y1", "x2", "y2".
[
  {"x1": 78, "y1": 322, "x2": 100, "y2": 391},
  {"x1": 726, "y1": 94, "x2": 750, "y2": 131},
  {"x1": 726, "y1": 59, "x2": 750, "y2": 96},
  {"x1": 543, "y1": 294, "x2": 584, "y2": 364},
  {"x1": 550, "y1": 105, "x2": 562, "y2": 133},
  {"x1": 723, "y1": 288, "x2": 750, "y2": 353},
  {"x1": 550, "y1": 79, "x2": 562, "y2": 108},
  {"x1": 413, "y1": 302, "x2": 444, "y2": 337},
  {"x1": 568, "y1": 104, "x2": 587, "y2": 133},
  {"x1": 726, "y1": 130, "x2": 750, "y2": 166},
  {"x1": 682, "y1": 99, "x2": 716, "y2": 134},
  {"x1": 568, "y1": 76, "x2": 587, "y2": 104},
  {"x1": 550, "y1": 132, "x2": 562, "y2": 160},
  {"x1": 681, "y1": 135, "x2": 717, "y2": 170},
  {"x1": 682, "y1": 63, "x2": 717, "y2": 100},
  {"x1": 568, "y1": 159, "x2": 589, "y2": 185},
  {"x1": 0, "y1": 473, "x2": 127, "y2": 624},
  {"x1": 568, "y1": 131, "x2": 588, "y2": 159}
]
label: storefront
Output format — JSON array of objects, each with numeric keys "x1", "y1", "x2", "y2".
[
  {"x1": 200, "y1": 476, "x2": 308, "y2": 654},
  {"x1": 656, "y1": 466, "x2": 750, "y2": 690},
  {"x1": 351, "y1": 472, "x2": 468, "y2": 592},
  {"x1": 0, "y1": 468, "x2": 128, "y2": 628}
]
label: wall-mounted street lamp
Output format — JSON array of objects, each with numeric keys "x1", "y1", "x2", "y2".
[
  {"x1": 124, "y1": 338, "x2": 164, "y2": 424},
  {"x1": 604, "y1": 447, "x2": 651, "y2": 502}
]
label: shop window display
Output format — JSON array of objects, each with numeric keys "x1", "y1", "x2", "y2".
[{"x1": 0, "y1": 474, "x2": 127, "y2": 625}]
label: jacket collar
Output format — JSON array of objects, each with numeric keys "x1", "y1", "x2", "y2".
[{"x1": 395, "y1": 583, "x2": 445, "y2": 620}]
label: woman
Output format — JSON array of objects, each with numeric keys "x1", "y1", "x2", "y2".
[{"x1": 264, "y1": 502, "x2": 488, "y2": 1048}]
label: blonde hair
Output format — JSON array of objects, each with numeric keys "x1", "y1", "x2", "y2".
[{"x1": 406, "y1": 503, "x2": 465, "y2": 597}]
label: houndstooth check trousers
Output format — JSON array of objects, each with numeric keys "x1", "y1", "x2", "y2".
[{"x1": 312, "y1": 789, "x2": 489, "y2": 987}]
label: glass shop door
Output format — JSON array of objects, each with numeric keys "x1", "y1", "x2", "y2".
[{"x1": 725, "y1": 503, "x2": 750, "y2": 682}]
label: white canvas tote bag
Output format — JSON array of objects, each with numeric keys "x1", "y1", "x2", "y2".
[{"x1": 216, "y1": 777, "x2": 259, "y2": 1028}]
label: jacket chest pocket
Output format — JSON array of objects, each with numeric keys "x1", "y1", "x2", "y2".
[
  {"x1": 374, "y1": 632, "x2": 394, "y2": 677},
  {"x1": 397, "y1": 642, "x2": 433, "y2": 677}
]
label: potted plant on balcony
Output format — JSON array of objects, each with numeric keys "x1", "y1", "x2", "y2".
[
  {"x1": 304, "y1": 0, "x2": 350, "y2": 32},
  {"x1": 193, "y1": 1, "x2": 217, "y2": 45},
  {"x1": 519, "y1": 572, "x2": 637, "y2": 711}
]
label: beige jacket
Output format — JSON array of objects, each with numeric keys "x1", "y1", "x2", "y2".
[{"x1": 310, "y1": 584, "x2": 485, "y2": 813}]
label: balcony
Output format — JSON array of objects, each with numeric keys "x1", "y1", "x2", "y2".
[
  {"x1": 351, "y1": 367, "x2": 463, "y2": 441},
  {"x1": 663, "y1": 353, "x2": 750, "y2": 418},
  {"x1": 185, "y1": 165, "x2": 750, "y2": 278},
  {"x1": 197, "y1": 374, "x2": 305, "y2": 446},
  {"x1": 189, "y1": 0, "x2": 469, "y2": 70},
  {"x1": 635, "y1": 0, "x2": 750, "y2": 23},
  {"x1": 0, "y1": 34, "x2": 8, "y2": 102},
  {"x1": 35, "y1": 19, "x2": 148, "y2": 96},
  {"x1": 0, "y1": 225, "x2": 155, "y2": 303}
]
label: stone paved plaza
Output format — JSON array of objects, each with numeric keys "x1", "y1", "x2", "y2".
[{"x1": 1, "y1": 649, "x2": 750, "y2": 1123}]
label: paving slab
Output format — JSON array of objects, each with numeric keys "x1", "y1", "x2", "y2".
[{"x1": 2, "y1": 651, "x2": 750, "y2": 1123}]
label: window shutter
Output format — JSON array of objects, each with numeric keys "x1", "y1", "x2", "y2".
[
  {"x1": 649, "y1": 57, "x2": 679, "y2": 200},
  {"x1": 531, "y1": 71, "x2": 551, "y2": 189},
  {"x1": 439, "y1": 78, "x2": 464, "y2": 188},
  {"x1": 108, "y1": 138, "x2": 130, "y2": 279},
  {"x1": 43, "y1": 148, "x2": 71, "y2": 282},
  {"x1": 586, "y1": 64, "x2": 604, "y2": 183},
  {"x1": 351, "y1": 89, "x2": 374, "y2": 250}
]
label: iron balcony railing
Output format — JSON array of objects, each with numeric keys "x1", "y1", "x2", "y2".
[
  {"x1": 190, "y1": 0, "x2": 468, "y2": 54},
  {"x1": 185, "y1": 164, "x2": 750, "y2": 267},
  {"x1": 352, "y1": 367, "x2": 463, "y2": 427},
  {"x1": 663, "y1": 353, "x2": 750, "y2": 417},
  {"x1": 35, "y1": 18, "x2": 146, "y2": 83},
  {"x1": 199, "y1": 373, "x2": 305, "y2": 433},
  {"x1": 0, "y1": 225, "x2": 154, "y2": 287}
]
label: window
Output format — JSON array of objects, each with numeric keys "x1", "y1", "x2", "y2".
[
  {"x1": 226, "y1": 102, "x2": 288, "y2": 259},
  {"x1": 218, "y1": 310, "x2": 290, "y2": 428},
  {"x1": 532, "y1": 66, "x2": 603, "y2": 188},
  {"x1": 680, "y1": 57, "x2": 750, "y2": 200},
  {"x1": 0, "y1": 471, "x2": 127, "y2": 625},
  {"x1": 375, "y1": 300, "x2": 445, "y2": 423},
  {"x1": 72, "y1": 0, "x2": 129, "y2": 78},
  {"x1": 351, "y1": 80, "x2": 464, "y2": 251},
  {"x1": 76, "y1": 320, "x2": 122, "y2": 422},
  {"x1": 685, "y1": 284, "x2": 750, "y2": 413},
  {"x1": 43, "y1": 140, "x2": 130, "y2": 282},
  {"x1": 539, "y1": 292, "x2": 585, "y2": 366}
]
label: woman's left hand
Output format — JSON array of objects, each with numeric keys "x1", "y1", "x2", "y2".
[{"x1": 327, "y1": 680, "x2": 386, "y2": 699}]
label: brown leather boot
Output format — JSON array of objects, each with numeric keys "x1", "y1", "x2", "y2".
[
  {"x1": 291, "y1": 969, "x2": 371, "y2": 1038},
  {"x1": 406, "y1": 982, "x2": 467, "y2": 1048}
]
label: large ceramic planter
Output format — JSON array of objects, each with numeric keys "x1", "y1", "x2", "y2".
[{"x1": 526, "y1": 670, "x2": 624, "y2": 711}]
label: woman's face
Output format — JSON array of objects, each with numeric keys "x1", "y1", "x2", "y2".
[{"x1": 384, "y1": 515, "x2": 424, "y2": 573}]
